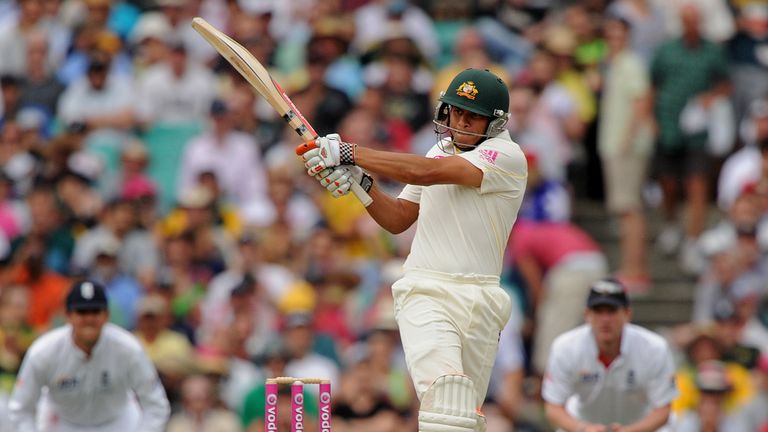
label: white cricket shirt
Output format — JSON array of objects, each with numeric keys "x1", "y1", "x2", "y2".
[
  {"x1": 9, "y1": 323, "x2": 170, "y2": 432},
  {"x1": 398, "y1": 130, "x2": 527, "y2": 277},
  {"x1": 542, "y1": 323, "x2": 678, "y2": 426}
]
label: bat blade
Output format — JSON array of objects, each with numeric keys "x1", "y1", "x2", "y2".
[{"x1": 191, "y1": 17, "x2": 372, "y2": 206}]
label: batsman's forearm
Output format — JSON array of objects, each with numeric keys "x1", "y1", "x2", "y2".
[
  {"x1": 363, "y1": 185, "x2": 418, "y2": 234},
  {"x1": 355, "y1": 146, "x2": 439, "y2": 186}
]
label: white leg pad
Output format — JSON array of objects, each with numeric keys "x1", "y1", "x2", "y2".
[{"x1": 419, "y1": 374, "x2": 477, "y2": 432}]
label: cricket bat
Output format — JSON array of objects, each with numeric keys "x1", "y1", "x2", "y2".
[{"x1": 191, "y1": 17, "x2": 373, "y2": 206}]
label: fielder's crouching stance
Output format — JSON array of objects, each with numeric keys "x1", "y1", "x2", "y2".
[{"x1": 299, "y1": 69, "x2": 527, "y2": 431}]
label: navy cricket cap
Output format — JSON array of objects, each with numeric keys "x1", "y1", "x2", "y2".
[
  {"x1": 587, "y1": 278, "x2": 629, "y2": 309},
  {"x1": 66, "y1": 280, "x2": 108, "y2": 312}
]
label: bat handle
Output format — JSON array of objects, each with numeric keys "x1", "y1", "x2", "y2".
[
  {"x1": 295, "y1": 140, "x2": 317, "y2": 156},
  {"x1": 351, "y1": 183, "x2": 373, "y2": 207}
]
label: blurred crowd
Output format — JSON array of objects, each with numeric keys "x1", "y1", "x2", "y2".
[{"x1": 1, "y1": 0, "x2": 768, "y2": 431}]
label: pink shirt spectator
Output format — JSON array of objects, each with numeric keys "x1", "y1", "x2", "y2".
[
  {"x1": 0, "y1": 203, "x2": 21, "y2": 239},
  {"x1": 507, "y1": 221, "x2": 601, "y2": 272}
]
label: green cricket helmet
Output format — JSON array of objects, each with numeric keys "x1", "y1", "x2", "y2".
[{"x1": 434, "y1": 68, "x2": 510, "y2": 141}]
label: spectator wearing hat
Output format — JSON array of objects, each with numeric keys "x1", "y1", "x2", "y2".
[
  {"x1": 177, "y1": 99, "x2": 269, "y2": 215},
  {"x1": 674, "y1": 360, "x2": 751, "y2": 431},
  {"x1": 289, "y1": 27, "x2": 353, "y2": 137},
  {"x1": 542, "y1": 278, "x2": 677, "y2": 432},
  {"x1": 133, "y1": 293, "x2": 195, "y2": 405},
  {"x1": 671, "y1": 329, "x2": 756, "y2": 419},
  {"x1": 57, "y1": 50, "x2": 136, "y2": 133},
  {"x1": 8, "y1": 280, "x2": 170, "y2": 431}
]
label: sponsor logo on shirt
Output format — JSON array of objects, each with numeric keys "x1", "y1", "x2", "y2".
[
  {"x1": 479, "y1": 149, "x2": 498, "y2": 164},
  {"x1": 579, "y1": 371, "x2": 599, "y2": 384},
  {"x1": 56, "y1": 376, "x2": 79, "y2": 390}
]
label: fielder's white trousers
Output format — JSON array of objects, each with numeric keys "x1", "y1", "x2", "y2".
[{"x1": 392, "y1": 269, "x2": 512, "y2": 407}]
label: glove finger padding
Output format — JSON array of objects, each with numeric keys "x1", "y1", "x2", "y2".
[
  {"x1": 313, "y1": 168, "x2": 334, "y2": 182},
  {"x1": 305, "y1": 156, "x2": 327, "y2": 176}
]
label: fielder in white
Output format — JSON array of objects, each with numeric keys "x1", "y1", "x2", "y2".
[
  {"x1": 542, "y1": 278, "x2": 678, "y2": 432},
  {"x1": 8, "y1": 281, "x2": 170, "y2": 432},
  {"x1": 301, "y1": 68, "x2": 527, "y2": 432}
]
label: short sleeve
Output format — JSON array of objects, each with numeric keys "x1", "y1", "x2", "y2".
[
  {"x1": 398, "y1": 183, "x2": 423, "y2": 203},
  {"x1": 541, "y1": 340, "x2": 577, "y2": 405},
  {"x1": 646, "y1": 345, "x2": 678, "y2": 407},
  {"x1": 458, "y1": 138, "x2": 527, "y2": 195}
]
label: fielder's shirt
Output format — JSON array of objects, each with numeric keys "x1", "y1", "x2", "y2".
[
  {"x1": 398, "y1": 130, "x2": 527, "y2": 277},
  {"x1": 9, "y1": 323, "x2": 170, "y2": 432},
  {"x1": 542, "y1": 323, "x2": 678, "y2": 426}
]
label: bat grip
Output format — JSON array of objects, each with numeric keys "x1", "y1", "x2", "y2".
[
  {"x1": 351, "y1": 183, "x2": 373, "y2": 207},
  {"x1": 295, "y1": 140, "x2": 317, "y2": 156}
]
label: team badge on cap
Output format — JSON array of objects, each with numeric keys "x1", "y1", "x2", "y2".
[
  {"x1": 81, "y1": 282, "x2": 95, "y2": 299},
  {"x1": 455, "y1": 81, "x2": 478, "y2": 100}
]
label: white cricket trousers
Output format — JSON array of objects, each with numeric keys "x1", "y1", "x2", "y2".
[{"x1": 392, "y1": 269, "x2": 513, "y2": 407}]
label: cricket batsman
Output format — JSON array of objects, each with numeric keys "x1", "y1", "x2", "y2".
[{"x1": 299, "y1": 68, "x2": 527, "y2": 431}]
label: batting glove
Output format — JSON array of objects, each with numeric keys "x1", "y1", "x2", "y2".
[
  {"x1": 302, "y1": 133, "x2": 356, "y2": 175},
  {"x1": 316, "y1": 165, "x2": 373, "y2": 198}
]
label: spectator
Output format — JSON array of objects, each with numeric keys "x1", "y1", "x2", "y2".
[
  {"x1": 135, "y1": 37, "x2": 216, "y2": 129},
  {"x1": 72, "y1": 198, "x2": 158, "y2": 281},
  {"x1": 133, "y1": 293, "x2": 194, "y2": 403},
  {"x1": 177, "y1": 99, "x2": 269, "y2": 214},
  {"x1": 598, "y1": 16, "x2": 655, "y2": 291},
  {"x1": 57, "y1": 50, "x2": 136, "y2": 132},
  {"x1": 517, "y1": 150, "x2": 571, "y2": 223},
  {"x1": 166, "y1": 374, "x2": 243, "y2": 432},
  {"x1": 290, "y1": 27, "x2": 353, "y2": 137},
  {"x1": 19, "y1": 30, "x2": 65, "y2": 119},
  {"x1": 283, "y1": 312, "x2": 340, "y2": 390},
  {"x1": 606, "y1": 0, "x2": 668, "y2": 67},
  {"x1": 11, "y1": 185, "x2": 74, "y2": 275},
  {"x1": 0, "y1": 0, "x2": 46, "y2": 76},
  {"x1": 332, "y1": 357, "x2": 406, "y2": 432},
  {"x1": 728, "y1": 5, "x2": 768, "y2": 121},
  {"x1": 675, "y1": 360, "x2": 751, "y2": 431},
  {"x1": 650, "y1": 3, "x2": 731, "y2": 271},
  {"x1": 352, "y1": 0, "x2": 440, "y2": 63},
  {"x1": 507, "y1": 220, "x2": 608, "y2": 375}
]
